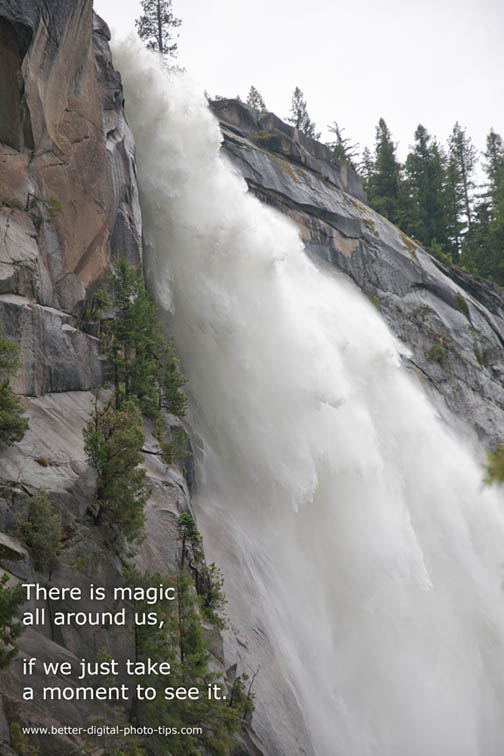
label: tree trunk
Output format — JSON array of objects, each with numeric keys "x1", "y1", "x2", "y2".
[{"x1": 157, "y1": 0, "x2": 163, "y2": 54}]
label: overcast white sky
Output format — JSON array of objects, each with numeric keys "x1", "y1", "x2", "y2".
[{"x1": 93, "y1": 0, "x2": 503, "y2": 164}]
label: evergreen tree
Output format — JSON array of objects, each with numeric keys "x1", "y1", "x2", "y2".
[
  {"x1": 98, "y1": 260, "x2": 187, "y2": 418},
  {"x1": 177, "y1": 512, "x2": 203, "y2": 568},
  {"x1": 124, "y1": 566, "x2": 251, "y2": 755},
  {"x1": 326, "y1": 122, "x2": 359, "y2": 169},
  {"x1": 135, "y1": 0, "x2": 181, "y2": 58},
  {"x1": 366, "y1": 118, "x2": 402, "y2": 225},
  {"x1": 84, "y1": 399, "x2": 150, "y2": 548},
  {"x1": 483, "y1": 129, "x2": 504, "y2": 200},
  {"x1": 444, "y1": 155, "x2": 466, "y2": 261},
  {"x1": 287, "y1": 87, "x2": 320, "y2": 140},
  {"x1": 462, "y1": 129, "x2": 504, "y2": 283},
  {"x1": 0, "y1": 573, "x2": 24, "y2": 668},
  {"x1": 403, "y1": 124, "x2": 449, "y2": 256},
  {"x1": 246, "y1": 86, "x2": 266, "y2": 112},
  {"x1": 448, "y1": 122, "x2": 478, "y2": 230},
  {"x1": 359, "y1": 146, "x2": 374, "y2": 191},
  {"x1": 0, "y1": 325, "x2": 28, "y2": 446},
  {"x1": 13, "y1": 491, "x2": 62, "y2": 574}
]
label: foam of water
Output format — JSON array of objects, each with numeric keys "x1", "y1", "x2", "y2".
[{"x1": 115, "y1": 42, "x2": 504, "y2": 756}]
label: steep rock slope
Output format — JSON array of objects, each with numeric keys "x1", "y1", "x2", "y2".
[
  {"x1": 0, "y1": 0, "x2": 141, "y2": 395},
  {"x1": 211, "y1": 100, "x2": 504, "y2": 448},
  {"x1": 0, "y1": 6, "x2": 262, "y2": 755}
]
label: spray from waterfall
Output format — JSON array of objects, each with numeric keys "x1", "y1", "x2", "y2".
[{"x1": 115, "y1": 42, "x2": 504, "y2": 756}]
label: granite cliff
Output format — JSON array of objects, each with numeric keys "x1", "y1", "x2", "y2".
[
  {"x1": 0, "y1": 4, "x2": 263, "y2": 755},
  {"x1": 0, "y1": 3, "x2": 503, "y2": 756},
  {"x1": 210, "y1": 99, "x2": 504, "y2": 448}
]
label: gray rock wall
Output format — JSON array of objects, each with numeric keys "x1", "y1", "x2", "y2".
[
  {"x1": 0, "y1": 9, "x2": 264, "y2": 756},
  {"x1": 213, "y1": 101, "x2": 504, "y2": 448}
]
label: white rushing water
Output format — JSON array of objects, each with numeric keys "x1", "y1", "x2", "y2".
[{"x1": 116, "y1": 43, "x2": 504, "y2": 756}]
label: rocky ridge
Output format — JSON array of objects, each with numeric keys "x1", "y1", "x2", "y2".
[{"x1": 211, "y1": 99, "x2": 504, "y2": 448}]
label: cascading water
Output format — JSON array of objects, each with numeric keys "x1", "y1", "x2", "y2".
[{"x1": 115, "y1": 43, "x2": 504, "y2": 756}]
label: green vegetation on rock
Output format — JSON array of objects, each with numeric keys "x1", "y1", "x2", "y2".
[
  {"x1": 0, "y1": 324, "x2": 28, "y2": 446},
  {"x1": 97, "y1": 259, "x2": 187, "y2": 419},
  {"x1": 122, "y1": 553, "x2": 253, "y2": 755},
  {"x1": 428, "y1": 344, "x2": 446, "y2": 363},
  {"x1": 84, "y1": 399, "x2": 149, "y2": 549},
  {"x1": 485, "y1": 446, "x2": 504, "y2": 486},
  {"x1": 0, "y1": 574, "x2": 25, "y2": 669},
  {"x1": 10, "y1": 722, "x2": 40, "y2": 755},
  {"x1": 12, "y1": 490, "x2": 62, "y2": 574}
]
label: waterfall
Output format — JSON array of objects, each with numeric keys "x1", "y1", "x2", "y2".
[{"x1": 115, "y1": 43, "x2": 504, "y2": 756}]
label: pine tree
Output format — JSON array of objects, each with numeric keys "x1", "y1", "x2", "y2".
[
  {"x1": 448, "y1": 122, "x2": 478, "y2": 230},
  {"x1": 483, "y1": 129, "x2": 504, "y2": 201},
  {"x1": 84, "y1": 399, "x2": 150, "y2": 548},
  {"x1": 359, "y1": 146, "x2": 374, "y2": 191},
  {"x1": 366, "y1": 118, "x2": 402, "y2": 225},
  {"x1": 462, "y1": 129, "x2": 504, "y2": 283},
  {"x1": 246, "y1": 86, "x2": 266, "y2": 112},
  {"x1": 444, "y1": 155, "x2": 466, "y2": 261},
  {"x1": 13, "y1": 491, "x2": 62, "y2": 574},
  {"x1": 0, "y1": 573, "x2": 24, "y2": 668},
  {"x1": 123, "y1": 566, "x2": 250, "y2": 755},
  {"x1": 177, "y1": 512, "x2": 203, "y2": 568},
  {"x1": 0, "y1": 325, "x2": 28, "y2": 446},
  {"x1": 287, "y1": 87, "x2": 320, "y2": 140},
  {"x1": 98, "y1": 260, "x2": 187, "y2": 418},
  {"x1": 326, "y1": 122, "x2": 359, "y2": 169},
  {"x1": 135, "y1": 0, "x2": 181, "y2": 58},
  {"x1": 403, "y1": 124, "x2": 449, "y2": 257}
]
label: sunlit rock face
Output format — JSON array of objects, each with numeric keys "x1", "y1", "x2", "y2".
[
  {"x1": 0, "y1": 1, "x2": 141, "y2": 393},
  {"x1": 211, "y1": 99, "x2": 504, "y2": 448}
]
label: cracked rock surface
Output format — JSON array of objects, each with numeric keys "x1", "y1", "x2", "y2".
[{"x1": 211, "y1": 99, "x2": 504, "y2": 447}]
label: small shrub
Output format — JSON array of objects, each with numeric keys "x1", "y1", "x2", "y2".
[
  {"x1": 252, "y1": 130, "x2": 276, "y2": 144},
  {"x1": 47, "y1": 198, "x2": 63, "y2": 225},
  {"x1": 474, "y1": 347, "x2": 488, "y2": 368},
  {"x1": 428, "y1": 344, "x2": 446, "y2": 363},
  {"x1": 12, "y1": 490, "x2": 62, "y2": 573},
  {"x1": 400, "y1": 231, "x2": 419, "y2": 262},
  {"x1": 485, "y1": 445, "x2": 504, "y2": 486},
  {"x1": 9, "y1": 722, "x2": 39, "y2": 755},
  {"x1": 369, "y1": 294, "x2": 381, "y2": 311},
  {"x1": 72, "y1": 554, "x2": 90, "y2": 575},
  {"x1": 455, "y1": 291, "x2": 469, "y2": 318}
]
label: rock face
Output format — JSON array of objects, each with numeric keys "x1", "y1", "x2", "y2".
[
  {"x1": 0, "y1": 0, "x2": 142, "y2": 394},
  {"x1": 0, "y1": 6, "x2": 264, "y2": 756},
  {"x1": 211, "y1": 100, "x2": 504, "y2": 447},
  {"x1": 0, "y1": 3, "x2": 147, "y2": 749}
]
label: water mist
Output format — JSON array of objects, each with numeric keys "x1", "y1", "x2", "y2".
[{"x1": 115, "y1": 43, "x2": 504, "y2": 756}]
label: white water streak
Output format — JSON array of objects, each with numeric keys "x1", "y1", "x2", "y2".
[{"x1": 116, "y1": 42, "x2": 504, "y2": 756}]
